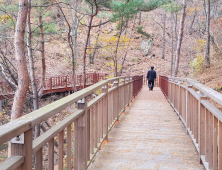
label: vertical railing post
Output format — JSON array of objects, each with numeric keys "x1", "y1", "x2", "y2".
[
  {"x1": 125, "y1": 77, "x2": 129, "y2": 105},
  {"x1": 75, "y1": 96, "x2": 89, "y2": 170},
  {"x1": 186, "y1": 82, "x2": 192, "y2": 134},
  {"x1": 178, "y1": 80, "x2": 183, "y2": 117},
  {"x1": 50, "y1": 77, "x2": 52, "y2": 91},
  {"x1": 65, "y1": 76, "x2": 68, "y2": 89},
  {"x1": 121, "y1": 78, "x2": 126, "y2": 110},
  {"x1": 114, "y1": 79, "x2": 119, "y2": 120},
  {"x1": 11, "y1": 129, "x2": 32, "y2": 170},
  {"x1": 198, "y1": 91, "x2": 207, "y2": 163},
  {"x1": 130, "y1": 77, "x2": 133, "y2": 100},
  {"x1": 102, "y1": 84, "x2": 108, "y2": 140}
]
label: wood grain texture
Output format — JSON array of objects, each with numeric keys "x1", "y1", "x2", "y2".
[
  {"x1": 67, "y1": 124, "x2": 72, "y2": 170},
  {"x1": 0, "y1": 156, "x2": 24, "y2": 170},
  {"x1": 48, "y1": 138, "x2": 54, "y2": 170}
]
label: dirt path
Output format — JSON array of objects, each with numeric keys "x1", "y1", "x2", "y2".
[{"x1": 89, "y1": 87, "x2": 204, "y2": 170}]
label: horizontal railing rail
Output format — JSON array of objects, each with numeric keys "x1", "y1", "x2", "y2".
[
  {"x1": 159, "y1": 75, "x2": 222, "y2": 170},
  {"x1": 0, "y1": 75, "x2": 143, "y2": 170}
]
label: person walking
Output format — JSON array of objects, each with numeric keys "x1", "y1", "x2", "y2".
[{"x1": 146, "y1": 66, "x2": 156, "y2": 91}]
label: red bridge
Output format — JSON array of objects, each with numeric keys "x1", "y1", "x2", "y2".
[{"x1": 0, "y1": 73, "x2": 108, "y2": 100}]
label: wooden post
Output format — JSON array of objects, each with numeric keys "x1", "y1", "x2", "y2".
[
  {"x1": 186, "y1": 83, "x2": 192, "y2": 134},
  {"x1": 50, "y1": 77, "x2": 52, "y2": 91},
  {"x1": 35, "y1": 148, "x2": 42, "y2": 170},
  {"x1": 130, "y1": 77, "x2": 133, "y2": 100},
  {"x1": 48, "y1": 138, "x2": 54, "y2": 170},
  {"x1": 102, "y1": 85, "x2": 108, "y2": 140},
  {"x1": 213, "y1": 116, "x2": 218, "y2": 170},
  {"x1": 114, "y1": 80, "x2": 119, "y2": 120},
  {"x1": 67, "y1": 124, "x2": 72, "y2": 170},
  {"x1": 122, "y1": 78, "x2": 126, "y2": 109},
  {"x1": 178, "y1": 81, "x2": 183, "y2": 118},
  {"x1": 198, "y1": 92, "x2": 207, "y2": 163},
  {"x1": 59, "y1": 130, "x2": 64, "y2": 170},
  {"x1": 95, "y1": 103, "x2": 99, "y2": 148},
  {"x1": 75, "y1": 97, "x2": 89, "y2": 170},
  {"x1": 11, "y1": 129, "x2": 32, "y2": 170},
  {"x1": 218, "y1": 121, "x2": 222, "y2": 169},
  {"x1": 66, "y1": 76, "x2": 68, "y2": 89}
]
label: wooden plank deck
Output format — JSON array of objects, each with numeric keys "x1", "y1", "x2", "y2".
[{"x1": 89, "y1": 87, "x2": 204, "y2": 170}]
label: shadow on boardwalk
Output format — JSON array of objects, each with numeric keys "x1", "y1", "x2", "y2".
[{"x1": 89, "y1": 87, "x2": 204, "y2": 170}]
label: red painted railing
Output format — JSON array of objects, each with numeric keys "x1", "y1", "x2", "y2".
[
  {"x1": 133, "y1": 75, "x2": 143, "y2": 97},
  {"x1": 159, "y1": 75, "x2": 169, "y2": 97},
  {"x1": 0, "y1": 73, "x2": 108, "y2": 99}
]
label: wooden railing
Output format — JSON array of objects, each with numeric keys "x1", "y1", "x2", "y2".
[
  {"x1": 159, "y1": 75, "x2": 222, "y2": 170},
  {"x1": 0, "y1": 73, "x2": 108, "y2": 99},
  {"x1": 0, "y1": 75, "x2": 143, "y2": 170}
]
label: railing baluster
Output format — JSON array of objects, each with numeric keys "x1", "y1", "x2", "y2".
[
  {"x1": 95, "y1": 102, "x2": 99, "y2": 149},
  {"x1": 48, "y1": 138, "x2": 54, "y2": 170},
  {"x1": 67, "y1": 124, "x2": 72, "y2": 170},
  {"x1": 219, "y1": 121, "x2": 222, "y2": 169},
  {"x1": 102, "y1": 85, "x2": 108, "y2": 140},
  {"x1": 35, "y1": 148, "x2": 42, "y2": 170},
  {"x1": 99, "y1": 100, "x2": 103, "y2": 142},
  {"x1": 59, "y1": 130, "x2": 64, "y2": 170},
  {"x1": 199, "y1": 92, "x2": 207, "y2": 161},
  {"x1": 213, "y1": 116, "x2": 218, "y2": 170}
]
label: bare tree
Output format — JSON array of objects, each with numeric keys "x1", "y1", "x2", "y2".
[
  {"x1": 119, "y1": 16, "x2": 137, "y2": 74},
  {"x1": 170, "y1": 11, "x2": 174, "y2": 76},
  {"x1": 173, "y1": 0, "x2": 186, "y2": 77},
  {"x1": 82, "y1": 0, "x2": 99, "y2": 87},
  {"x1": 162, "y1": 12, "x2": 166, "y2": 59},
  {"x1": 205, "y1": 0, "x2": 210, "y2": 67}
]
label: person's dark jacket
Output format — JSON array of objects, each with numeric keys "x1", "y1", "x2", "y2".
[{"x1": 146, "y1": 69, "x2": 156, "y2": 81}]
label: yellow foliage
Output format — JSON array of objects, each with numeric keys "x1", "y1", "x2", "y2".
[
  {"x1": 187, "y1": 7, "x2": 201, "y2": 16},
  {"x1": 98, "y1": 32, "x2": 133, "y2": 57},
  {"x1": 194, "y1": 39, "x2": 206, "y2": 52},
  {"x1": 190, "y1": 54, "x2": 205, "y2": 72},
  {"x1": 0, "y1": 15, "x2": 12, "y2": 22},
  {"x1": 95, "y1": 88, "x2": 102, "y2": 96}
]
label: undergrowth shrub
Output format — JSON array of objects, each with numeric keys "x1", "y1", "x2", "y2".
[{"x1": 190, "y1": 54, "x2": 205, "y2": 72}]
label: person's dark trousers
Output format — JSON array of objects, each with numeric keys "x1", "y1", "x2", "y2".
[{"x1": 148, "y1": 80, "x2": 155, "y2": 90}]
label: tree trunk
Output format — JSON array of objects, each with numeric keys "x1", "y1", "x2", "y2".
[
  {"x1": 173, "y1": 0, "x2": 186, "y2": 77},
  {"x1": 114, "y1": 26, "x2": 123, "y2": 77},
  {"x1": 173, "y1": 12, "x2": 178, "y2": 66},
  {"x1": 205, "y1": 0, "x2": 210, "y2": 67},
  {"x1": 82, "y1": 0, "x2": 98, "y2": 87},
  {"x1": 60, "y1": 4, "x2": 76, "y2": 92},
  {"x1": 27, "y1": 0, "x2": 39, "y2": 111},
  {"x1": 162, "y1": 12, "x2": 166, "y2": 59},
  {"x1": 27, "y1": 0, "x2": 40, "y2": 141},
  {"x1": 139, "y1": 11, "x2": 141, "y2": 25},
  {"x1": 38, "y1": 15, "x2": 46, "y2": 96},
  {"x1": 171, "y1": 12, "x2": 174, "y2": 77},
  {"x1": 189, "y1": 9, "x2": 196, "y2": 34},
  {"x1": 11, "y1": 0, "x2": 29, "y2": 120},
  {"x1": 91, "y1": 20, "x2": 102, "y2": 64},
  {"x1": 70, "y1": 0, "x2": 79, "y2": 92},
  {"x1": 87, "y1": 15, "x2": 92, "y2": 64},
  {"x1": 210, "y1": 35, "x2": 222, "y2": 58},
  {"x1": 83, "y1": 16, "x2": 93, "y2": 87},
  {"x1": 119, "y1": 16, "x2": 136, "y2": 74}
]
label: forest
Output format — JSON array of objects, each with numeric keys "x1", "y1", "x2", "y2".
[{"x1": 0, "y1": 0, "x2": 222, "y2": 168}]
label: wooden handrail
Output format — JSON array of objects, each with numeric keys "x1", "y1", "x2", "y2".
[
  {"x1": 0, "y1": 156, "x2": 24, "y2": 170},
  {"x1": 159, "y1": 75, "x2": 222, "y2": 170},
  {"x1": 0, "y1": 75, "x2": 143, "y2": 170}
]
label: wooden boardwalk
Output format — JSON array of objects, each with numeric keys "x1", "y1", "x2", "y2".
[{"x1": 89, "y1": 87, "x2": 204, "y2": 170}]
